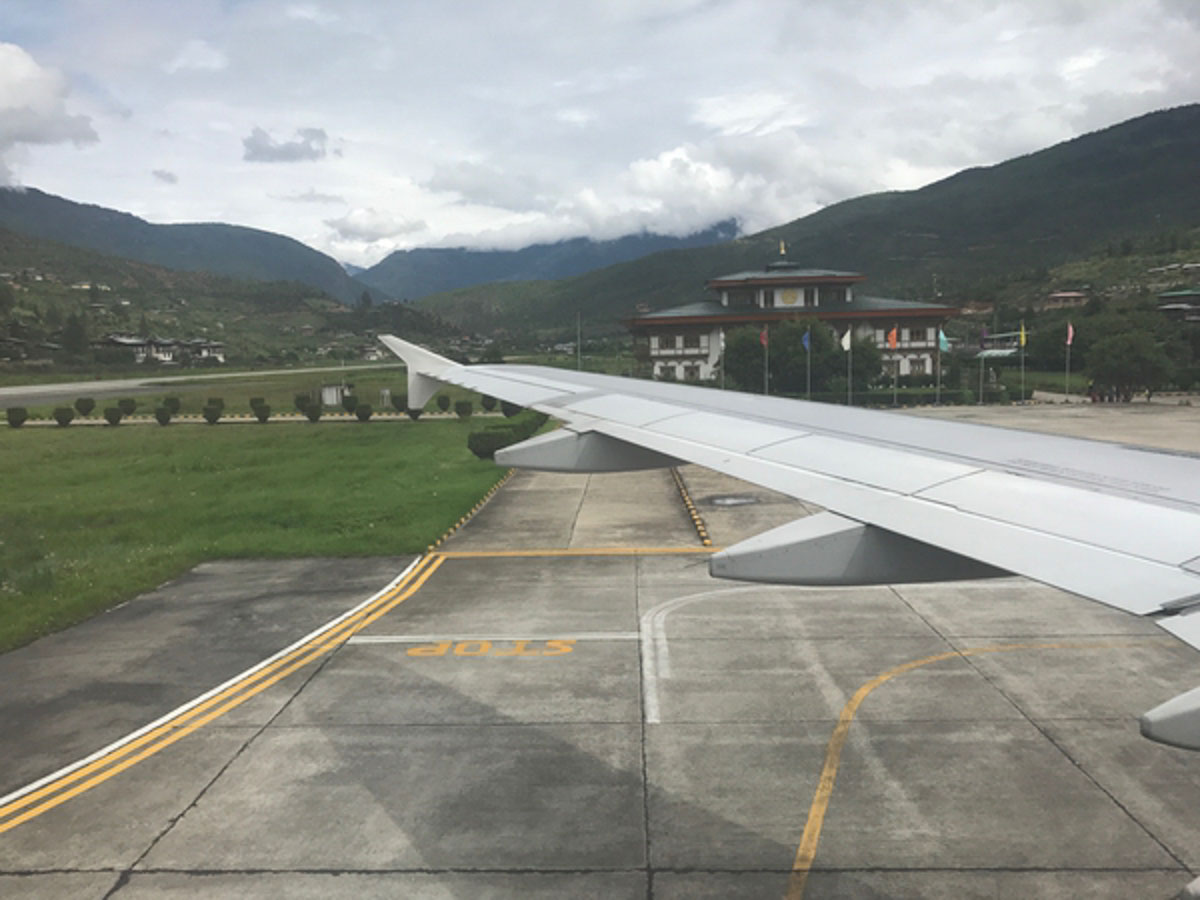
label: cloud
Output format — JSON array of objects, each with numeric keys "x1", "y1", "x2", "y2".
[
  {"x1": 424, "y1": 161, "x2": 551, "y2": 212},
  {"x1": 324, "y1": 207, "x2": 425, "y2": 242},
  {"x1": 0, "y1": 43, "x2": 97, "y2": 184},
  {"x1": 165, "y1": 39, "x2": 228, "y2": 73},
  {"x1": 152, "y1": 168, "x2": 178, "y2": 184},
  {"x1": 279, "y1": 188, "x2": 345, "y2": 203},
  {"x1": 242, "y1": 126, "x2": 328, "y2": 163}
]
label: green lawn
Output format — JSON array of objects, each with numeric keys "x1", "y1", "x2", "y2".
[{"x1": 0, "y1": 419, "x2": 506, "y2": 652}]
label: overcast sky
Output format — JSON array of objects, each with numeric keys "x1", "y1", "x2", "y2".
[{"x1": 1, "y1": 1, "x2": 1197, "y2": 266}]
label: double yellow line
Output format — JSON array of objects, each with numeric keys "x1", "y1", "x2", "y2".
[{"x1": 0, "y1": 553, "x2": 445, "y2": 834}]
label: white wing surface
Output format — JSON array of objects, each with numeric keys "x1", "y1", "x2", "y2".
[{"x1": 380, "y1": 335, "x2": 1200, "y2": 749}]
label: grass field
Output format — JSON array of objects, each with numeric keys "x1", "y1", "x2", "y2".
[{"x1": 0, "y1": 419, "x2": 507, "y2": 652}]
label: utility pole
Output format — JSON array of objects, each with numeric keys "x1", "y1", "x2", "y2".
[{"x1": 576, "y1": 310, "x2": 582, "y2": 371}]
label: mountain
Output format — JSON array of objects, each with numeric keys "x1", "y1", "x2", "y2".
[
  {"x1": 357, "y1": 219, "x2": 739, "y2": 301},
  {"x1": 415, "y1": 104, "x2": 1200, "y2": 334},
  {"x1": 0, "y1": 188, "x2": 377, "y2": 305}
]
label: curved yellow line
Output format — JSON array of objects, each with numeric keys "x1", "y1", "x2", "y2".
[{"x1": 785, "y1": 639, "x2": 1159, "y2": 899}]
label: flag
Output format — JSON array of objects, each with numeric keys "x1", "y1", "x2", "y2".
[
  {"x1": 1066, "y1": 321, "x2": 1075, "y2": 346},
  {"x1": 840, "y1": 329, "x2": 851, "y2": 351},
  {"x1": 801, "y1": 328, "x2": 810, "y2": 352},
  {"x1": 938, "y1": 329, "x2": 950, "y2": 352},
  {"x1": 979, "y1": 326, "x2": 988, "y2": 349},
  {"x1": 759, "y1": 327, "x2": 768, "y2": 347},
  {"x1": 779, "y1": 239, "x2": 786, "y2": 256},
  {"x1": 1019, "y1": 320, "x2": 1027, "y2": 348},
  {"x1": 887, "y1": 325, "x2": 898, "y2": 349},
  {"x1": 719, "y1": 329, "x2": 726, "y2": 352}
]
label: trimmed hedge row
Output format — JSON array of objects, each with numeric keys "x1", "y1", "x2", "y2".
[{"x1": 467, "y1": 411, "x2": 550, "y2": 460}]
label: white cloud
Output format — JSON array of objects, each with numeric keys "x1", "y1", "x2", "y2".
[
  {"x1": 165, "y1": 39, "x2": 228, "y2": 73},
  {"x1": 324, "y1": 207, "x2": 425, "y2": 242},
  {"x1": 0, "y1": 43, "x2": 96, "y2": 184},
  {"x1": 242, "y1": 126, "x2": 328, "y2": 162}
]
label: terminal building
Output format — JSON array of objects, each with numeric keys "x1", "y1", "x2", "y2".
[{"x1": 626, "y1": 253, "x2": 959, "y2": 382}]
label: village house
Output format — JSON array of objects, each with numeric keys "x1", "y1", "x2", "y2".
[
  {"x1": 625, "y1": 252, "x2": 958, "y2": 382},
  {"x1": 95, "y1": 334, "x2": 226, "y2": 364}
]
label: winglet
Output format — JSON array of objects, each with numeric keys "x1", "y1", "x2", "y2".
[{"x1": 379, "y1": 335, "x2": 459, "y2": 410}]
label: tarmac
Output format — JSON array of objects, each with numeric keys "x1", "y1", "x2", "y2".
[{"x1": 1, "y1": 403, "x2": 1199, "y2": 898}]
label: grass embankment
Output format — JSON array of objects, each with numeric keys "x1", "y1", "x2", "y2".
[{"x1": 0, "y1": 420, "x2": 505, "y2": 652}]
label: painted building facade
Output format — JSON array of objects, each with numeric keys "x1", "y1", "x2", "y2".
[{"x1": 627, "y1": 258, "x2": 958, "y2": 382}]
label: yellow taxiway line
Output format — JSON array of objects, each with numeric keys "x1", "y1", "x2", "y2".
[{"x1": 785, "y1": 638, "x2": 1170, "y2": 899}]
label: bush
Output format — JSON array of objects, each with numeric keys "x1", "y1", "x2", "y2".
[
  {"x1": 6, "y1": 407, "x2": 27, "y2": 428},
  {"x1": 305, "y1": 404, "x2": 323, "y2": 423},
  {"x1": 53, "y1": 407, "x2": 74, "y2": 427},
  {"x1": 207, "y1": 397, "x2": 224, "y2": 411},
  {"x1": 155, "y1": 407, "x2": 172, "y2": 425},
  {"x1": 202, "y1": 405, "x2": 222, "y2": 424},
  {"x1": 466, "y1": 411, "x2": 549, "y2": 459},
  {"x1": 341, "y1": 394, "x2": 358, "y2": 413},
  {"x1": 117, "y1": 398, "x2": 137, "y2": 416},
  {"x1": 249, "y1": 397, "x2": 265, "y2": 411},
  {"x1": 164, "y1": 396, "x2": 181, "y2": 414},
  {"x1": 406, "y1": 407, "x2": 422, "y2": 420},
  {"x1": 103, "y1": 408, "x2": 122, "y2": 426},
  {"x1": 454, "y1": 399, "x2": 472, "y2": 419},
  {"x1": 74, "y1": 397, "x2": 95, "y2": 417},
  {"x1": 254, "y1": 404, "x2": 270, "y2": 423},
  {"x1": 294, "y1": 393, "x2": 311, "y2": 412},
  {"x1": 355, "y1": 403, "x2": 373, "y2": 422},
  {"x1": 501, "y1": 400, "x2": 523, "y2": 417},
  {"x1": 481, "y1": 394, "x2": 497, "y2": 411},
  {"x1": 436, "y1": 394, "x2": 450, "y2": 412},
  {"x1": 390, "y1": 393, "x2": 408, "y2": 412}
]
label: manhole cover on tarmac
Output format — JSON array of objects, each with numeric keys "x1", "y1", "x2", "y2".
[{"x1": 706, "y1": 494, "x2": 760, "y2": 507}]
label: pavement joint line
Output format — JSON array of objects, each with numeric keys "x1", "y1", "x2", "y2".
[
  {"x1": 785, "y1": 638, "x2": 1166, "y2": 900},
  {"x1": 349, "y1": 632, "x2": 642, "y2": 643},
  {"x1": 0, "y1": 554, "x2": 444, "y2": 833},
  {"x1": 437, "y1": 546, "x2": 718, "y2": 558}
]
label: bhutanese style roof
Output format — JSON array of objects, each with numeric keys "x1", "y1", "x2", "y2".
[
  {"x1": 631, "y1": 294, "x2": 955, "y2": 324},
  {"x1": 707, "y1": 262, "x2": 864, "y2": 285}
]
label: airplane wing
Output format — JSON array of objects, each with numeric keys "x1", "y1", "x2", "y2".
[{"x1": 379, "y1": 335, "x2": 1200, "y2": 750}]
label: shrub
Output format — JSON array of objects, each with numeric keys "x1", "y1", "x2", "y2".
[
  {"x1": 6, "y1": 407, "x2": 27, "y2": 428},
  {"x1": 164, "y1": 396, "x2": 181, "y2": 414},
  {"x1": 155, "y1": 407, "x2": 172, "y2": 425},
  {"x1": 207, "y1": 397, "x2": 224, "y2": 411},
  {"x1": 341, "y1": 394, "x2": 358, "y2": 413},
  {"x1": 53, "y1": 407, "x2": 74, "y2": 427},
  {"x1": 117, "y1": 398, "x2": 137, "y2": 416},
  {"x1": 481, "y1": 394, "x2": 497, "y2": 411},
  {"x1": 254, "y1": 404, "x2": 270, "y2": 423},
  {"x1": 501, "y1": 401, "x2": 523, "y2": 418},
  {"x1": 249, "y1": 397, "x2": 265, "y2": 411},
  {"x1": 103, "y1": 408, "x2": 122, "y2": 426},
  {"x1": 436, "y1": 394, "x2": 450, "y2": 412},
  {"x1": 74, "y1": 397, "x2": 95, "y2": 417},
  {"x1": 406, "y1": 407, "x2": 422, "y2": 420},
  {"x1": 454, "y1": 399, "x2": 472, "y2": 419},
  {"x1": 202, "y1": 405, "x2": 222, "y2": 424},
  {"x1": 305, "y1": 404, "x2": 323, "y2": 422},
  {"x1": 355, "y1": 403, "x2": 373, "y2": 422},
  {"x1": 294, "y1": 393, "x2": 311, "y2": 412},
  {"x1": 391, "y1": 393, "x2": 408, "y2": 412},
  {"x1": 467, "y1": 429, "x2": 516, "y2": 459}
]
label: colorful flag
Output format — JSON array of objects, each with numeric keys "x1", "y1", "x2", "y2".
[
  {"x1": 801, "y1": 328, "x2": 810, "y2": 352},
  {"x1": 759, "y1": 327, "x2": 768, "y2": 347},
  {"x1": 1066, "y1": 321, "x2": 1075, "y2": 346},
  {"x1": 1019, "y1": 320, "x2": 1027, "y2": 348},
  {"x1": 840, "y1": 329, "x2": 851, "y2": 351},
  {"x1": 938, "y1": 329, "x2": 951, "y2": 352},
  {"x1": 887, "y1": 325, "x2": 898, "y2": 349}
]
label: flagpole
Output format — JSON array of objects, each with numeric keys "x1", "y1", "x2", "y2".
[
  {"x1": 805, "y1": 330, "x2": 811, "y2": 400},
  {"x1": 936, "y1": 335, "x2": 942, "y2": 405},
  {"x1": 846, "y1": 329, "x2": 852, "y2": 406},
  {"x1": 1065, "y1": 343, "x2": 1071, "y2": 400},
  {"x1": 763, "y1": 323, "x2": 769, "y2": 395},
  {"x1": 978, "y1": 352, "x2": 984, "y2": 405}
]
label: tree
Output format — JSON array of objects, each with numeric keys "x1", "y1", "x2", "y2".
[
  {"x1": 1086, "y1": 330, "x2": 1172, "y2": 394},
  {"x1": 722, "y1": 326, "x2": 767, "y2": 392},
  {"x1": 0, "y1": 282, "x2": 13, "y2": 317},
  {"x1": 62, "y1": 313, "x2": 89, "y2": 357}
]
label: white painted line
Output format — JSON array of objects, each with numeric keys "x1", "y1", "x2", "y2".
[
  {"x1": 349, "y1": 632, "x2": 639, "y2": 643},
  {"x1": 0, "y1": 556, "x2": 427, "y2": 810}
]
